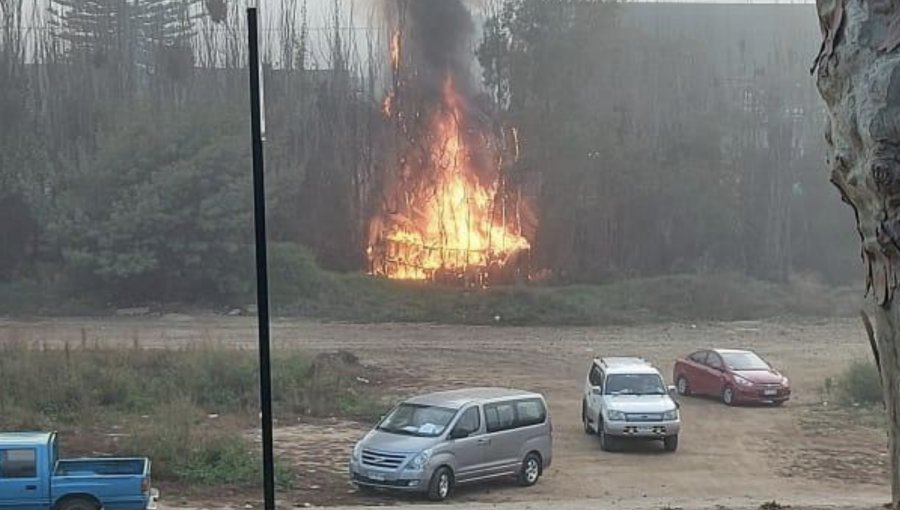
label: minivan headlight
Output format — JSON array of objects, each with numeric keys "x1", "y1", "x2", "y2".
[
  {"x1": 352, "y1": 442, "x2": 363, "y2": 461},
  {"x1": 662, "y1": 409, "x2": 679, "y2": 421},
  {"x1": 607, "y1": 410, "x2": 626, "y2": 421},
  {"x1": 407, "y1": 449, "x2": 433, "y2": 471}
]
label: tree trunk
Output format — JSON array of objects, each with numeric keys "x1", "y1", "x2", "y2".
[
  {"x1": 876, "y1": 307, "x2": 900, "y2": 504},
  {"x1": 814, "y1": 0, "x2": 900, "y2": 505}
]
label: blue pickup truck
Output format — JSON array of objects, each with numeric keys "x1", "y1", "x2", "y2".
[{"x1": 0, "y1": 432, "x2": 158, "y2": 510}]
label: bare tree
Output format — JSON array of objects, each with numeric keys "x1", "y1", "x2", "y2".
[{"x1": 814, "y1": 0, "x2": 900, "y2": 505}]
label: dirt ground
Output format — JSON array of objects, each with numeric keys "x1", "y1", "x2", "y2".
[{"x1": 0, "y1": 315, "x2": 891, "y2": 509}]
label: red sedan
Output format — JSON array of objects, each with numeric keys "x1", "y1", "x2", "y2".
[{"x1": 673, "y1": 349, "x2": 791, "y2": 406}]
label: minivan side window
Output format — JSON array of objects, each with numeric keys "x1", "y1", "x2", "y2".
[
  {"x1": 452, "y1": 406, "x2": 481, "y2": 436},
  {"x1": 0, "y1": 449, "x2": 37, "y2": 478},
  {"x1": 515, "y1": 398, "x2": 547, "y2": 427},
  {"x1": 484, "y1": 402, "x2": 516, "y2": 432}
]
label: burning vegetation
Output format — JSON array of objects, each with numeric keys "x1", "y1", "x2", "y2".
[{"x1": 367, "y1": 0, "x2": 533, "y2": 286}]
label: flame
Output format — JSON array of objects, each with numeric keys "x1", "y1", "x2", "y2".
[
  {"x1": 382, "y1": 94, "x2": 394, "y2": 117},
  {"x1": 370, "y1": 77, "x2": 530, "y2": 282},
  {"x1": 389, "y1": 29, "x2": 401, "y2": 74}
]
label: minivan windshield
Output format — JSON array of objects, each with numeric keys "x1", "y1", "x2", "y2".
[
  {"x1": 721, "y1": 352, "x2": 769, "y2": 371},
  {"x1": 377, "y1": 403, "x2": 458, "y2": 437},
  {"x1": 605, "y1": 374, "x2": 666, "y2": 396}
]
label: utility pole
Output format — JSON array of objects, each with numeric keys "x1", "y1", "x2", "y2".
[{"x1": 246, "y1": 4, "x2": 275, "y2": 510}]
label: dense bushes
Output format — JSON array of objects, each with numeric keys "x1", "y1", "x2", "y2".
[
  {"x1": 832, "y1": 360, "x2": 883, "y2": 406},
  {"x1": 0, "y1": 342, "x2": 385, "y2": 485}
]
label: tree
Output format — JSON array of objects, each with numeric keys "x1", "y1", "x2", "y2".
[
  {"x1": 814, "y1": 0, "x2": 900, "y2": 505},
  {"x1": 52, "y1": 105, "x2": 254, "y2": 303}
]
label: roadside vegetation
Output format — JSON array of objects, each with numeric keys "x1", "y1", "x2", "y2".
[
  {"x1": 817, "y1": 360, "x2": 885, "y2": 430},
  {"x1": 1, "y1": 252, "x2": 859, "y2": 326},
  {"x1": 0, "y1": 340, "x2": 387, "y2": 489}
]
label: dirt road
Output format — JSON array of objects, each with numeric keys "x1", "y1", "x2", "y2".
[{"x1": 0, "y1": 316, "x2": 890, "y2": 508}]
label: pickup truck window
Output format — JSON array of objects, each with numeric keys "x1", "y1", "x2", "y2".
[{"x1": 0, "y1": 449, "x2": 37, "y2": 478}]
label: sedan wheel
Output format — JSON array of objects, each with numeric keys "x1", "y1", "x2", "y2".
[
  {"x1": 722, "y1": 385, "x2": 736, "y2": 406},
  {"x1": 676, "y1": 376, "x2": 690, "y2": 396}
]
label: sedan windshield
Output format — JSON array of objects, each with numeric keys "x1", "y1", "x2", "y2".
[
  {"x1": 605, "y1": 374, "x2": 666, "y2": 395},
  {"x1": 377, "y1": 403, "x2": 458, "y2": 437},
  {"x1": 721, "y1": 351, "x2": 770, "y2": 371}
]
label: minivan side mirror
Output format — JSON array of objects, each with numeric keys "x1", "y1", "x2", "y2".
[{"x1": 449, "y1": 428, "x2": 470, "y2": 440}]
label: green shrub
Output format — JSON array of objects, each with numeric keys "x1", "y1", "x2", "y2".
[
  {"x1": 835, "y1": 360, "x2": 882, "y2": 406},
  {"x1": 268, "y1": 242, "x2": 325, "y2": 303},
  {"x1": 0, "y1": 344, "x2": 373, "y2": 426},
  {"x1": 123, "y1": 400, "x2": 294, "y2": 487}
]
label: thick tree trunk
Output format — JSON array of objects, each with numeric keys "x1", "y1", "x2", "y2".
[
  {"x1": 814, "y1": 0, "x2": 900, "y2": 505},
  {"x1": 875, "y1": 307, "x2": 900, "y2": 503}
]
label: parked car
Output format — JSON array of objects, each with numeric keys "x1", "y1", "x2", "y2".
[
  {"x1": 581, "y1": 357, "x2": 680, "y2": 452},
  {"x1": 0, "y1": 432, "x2": 158, "y2": 510},
  {"x1": 673, "y1": 348, "x2": 791, "y2": 405},
  {"x1": 349, "y1": 387, "x2": 552, "y2": 501}
]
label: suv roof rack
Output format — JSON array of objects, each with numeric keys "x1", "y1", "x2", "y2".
[{"x1": 596, "y1": 357, "x2": 650, "y2": 369}]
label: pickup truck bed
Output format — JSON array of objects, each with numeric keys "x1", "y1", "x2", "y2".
[{"x1": 53, "y1": 458, "x2": 152, "y2": 510}]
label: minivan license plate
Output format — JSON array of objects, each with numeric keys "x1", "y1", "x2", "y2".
[
  {"x1": 368, "y1": 472, "x2": 386, "y2": 482},
  {"x1": 763, "y1": 389, "x2": 777, "y2": 396}
]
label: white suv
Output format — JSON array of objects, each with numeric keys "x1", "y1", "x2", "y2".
[{"x1": 581, "y1": 357, "x2": 680, "y2": 452}]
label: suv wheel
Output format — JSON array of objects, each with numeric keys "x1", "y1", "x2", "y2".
[
  {"x1": 663, "y1": 434, "x2": 678, "y2": 452},
  {"x1": 722, "y1": 385, "x2": 736, "y2": 406},
  {"x1": 518, "y1": 452, "x2": 542, "y2": 486},
  {"x1": 676, "y1": 376, "x2": 690, "y2": 396},
  {"x1": 598, "y1": 417, "x2": 613, "y2": 451},
  {"x1": 427, "y1": 466, "x2": 453, "y2": 501},
  {"x1": 582, "y1": 401, "x2": 594, "y2": 434}
]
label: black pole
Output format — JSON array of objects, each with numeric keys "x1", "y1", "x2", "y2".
[{"x1": 247, "y1": 7, "x2": 276, "y2": 510}]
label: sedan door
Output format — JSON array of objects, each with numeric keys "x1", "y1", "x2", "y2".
[
  {"x1": 681, "y1": 351, "x2": 711, "y2": 395},
  {"x1": 701, "y1": 352, "x2": 728, "y2": 396}
]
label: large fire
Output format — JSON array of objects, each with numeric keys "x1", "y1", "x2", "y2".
[{"x1": 368, "y1": 75, "x2": 531, "y2": 284}]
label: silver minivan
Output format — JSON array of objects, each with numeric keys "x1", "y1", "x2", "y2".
[{"x1": 349, "y1": 387, "x2": 552, "y2": 501}]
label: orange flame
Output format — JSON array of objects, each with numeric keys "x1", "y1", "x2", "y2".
[
  {"x1": 370, "y1": 77, "x2": 530, "y2": 282},
  {"x1": 389, "y1": 29, "x2": 401, "y2": 74}
]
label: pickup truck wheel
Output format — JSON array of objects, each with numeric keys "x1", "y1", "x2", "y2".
[
  {"x1": 427, "y1": 466, "x2": 453, "y2": 502},
  {"x1": 56, "y1": 497, "x2": 100, "y2": 510},
  {"x1": 663, "y1": 434, "x2": 679, "y2": 452}
]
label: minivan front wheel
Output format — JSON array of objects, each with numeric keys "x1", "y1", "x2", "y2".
[
  {"x1": 427, "y1": 466, "x2": 453, "y2": 501},
  {"x1": 518, "y1": 452, "x2": 542, "y2": 486}
]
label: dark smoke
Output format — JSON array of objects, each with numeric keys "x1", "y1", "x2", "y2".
[{"x1": 406, "y1": 0, "x2": 476, "y2": 99}]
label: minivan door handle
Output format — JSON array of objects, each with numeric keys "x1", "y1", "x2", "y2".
[
  {"x1": 24, "y1": 485, "x2": 37, "y2": 491},
  {"x1": 477, "y1": 438, "x2": 490, "y2": 445}
]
